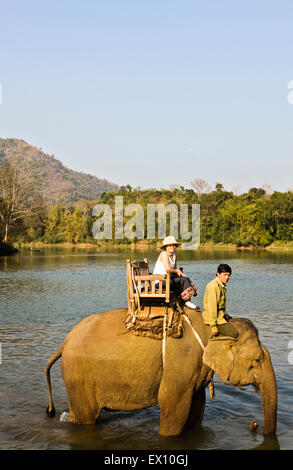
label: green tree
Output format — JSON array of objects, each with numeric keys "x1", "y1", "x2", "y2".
[{"x1": 42, "y1": 204, "x2": 65, "y2": 243}]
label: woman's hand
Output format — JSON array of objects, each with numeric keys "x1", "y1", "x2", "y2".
[{"x1": 176, "y1": 268, "x2": 186, "y2": 277}]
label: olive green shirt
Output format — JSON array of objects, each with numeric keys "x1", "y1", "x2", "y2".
[{"x1": 202, "y1": 277, "x2": 228, "y2": 327}]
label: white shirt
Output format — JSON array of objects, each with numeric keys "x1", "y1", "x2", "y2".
[{"x1": 153, "y1": 253, "x2": 176, "y2": 275}]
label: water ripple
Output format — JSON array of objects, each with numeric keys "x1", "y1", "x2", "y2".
[{"x1": 0, "y1": 249, "x2": 292, "y2": 450}]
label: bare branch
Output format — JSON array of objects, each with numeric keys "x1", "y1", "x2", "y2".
[
  {"x1": 0, "y1": 161, "x2": 44, "y2": 242},
  {"x1": 190, "y1": 178, "x2": 211, "y2": 198}
]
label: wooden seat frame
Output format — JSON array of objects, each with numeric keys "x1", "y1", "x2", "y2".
[{"x1": 126, "y1": 258, "x2": 171, "y2": 313}]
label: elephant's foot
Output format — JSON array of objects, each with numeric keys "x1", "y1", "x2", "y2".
[
  {"x1": 159, "y1": 420, "x2": 185, "y2": 437},
  {"x1": 66, "y1": 412, "x2": 98, "y2": 424},
  {"x1": 65, "y1": 403, "x2": 101, "y2": 424},
  {"x1": 159, "y1": 395, "x2": 194, "y2": 437},
  {"x1": 65, "y1": 409, "x2": 79, "y2": 424}
]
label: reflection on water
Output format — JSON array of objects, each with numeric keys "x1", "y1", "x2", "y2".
[{"x1": 0, "y1": 248, "x2": 292, "y2": 450}]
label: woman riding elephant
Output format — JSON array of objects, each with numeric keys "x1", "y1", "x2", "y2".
[{"x1": 153, "y1": 236, "x2": 197, "y2": 309}]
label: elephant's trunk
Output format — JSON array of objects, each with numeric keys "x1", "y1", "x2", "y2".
[{"x1": 259, "y1": 345, "x2": 277, "y2": 436}]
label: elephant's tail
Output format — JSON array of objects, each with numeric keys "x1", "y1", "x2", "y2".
[{"x1": 45, "y1": 345, "x2": 63, "y2": 418}]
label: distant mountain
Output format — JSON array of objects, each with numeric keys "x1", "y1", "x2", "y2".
[{"x1": 0, "y1": 138, "x2": 119, "y2": 206}]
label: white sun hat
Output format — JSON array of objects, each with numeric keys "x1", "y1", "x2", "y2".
[{"x1": 160, "y1": 236, "x2": 180, "y2": 249}]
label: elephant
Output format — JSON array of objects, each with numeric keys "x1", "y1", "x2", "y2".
[{"x1": 45, "y1": 307, "x2": 277, "y2": 437}]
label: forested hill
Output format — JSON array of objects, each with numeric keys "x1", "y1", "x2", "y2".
[{"x1": 0, "y1": 138, "x2": 119, "y2": 206}]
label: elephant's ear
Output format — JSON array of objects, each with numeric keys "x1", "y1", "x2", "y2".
[{"x1": 203, "y1": 340, "x2": 234, "y2": 383}]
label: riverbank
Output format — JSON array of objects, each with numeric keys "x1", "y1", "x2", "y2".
[
  {"x1": 0, "y1": 242, "x2": 19, "y2": 255},
  {"x1": 13, "y1": 240, "x2": 293, "y2": 252}
]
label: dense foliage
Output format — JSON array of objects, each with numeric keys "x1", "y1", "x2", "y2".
[{"x1": 1, "y1": 180, "x2": 292, "y2": 247}]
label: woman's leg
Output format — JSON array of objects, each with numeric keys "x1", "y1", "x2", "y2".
[{"x1": 170, "y1": 276, "x2": 196, "y2": 297}]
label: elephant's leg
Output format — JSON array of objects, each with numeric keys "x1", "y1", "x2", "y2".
[
  {"x1": 184, "y1": 387, "x2": 206, "y2": 430},
  {"x1": 158, "y1": 382, "x2": 195, "y2": 437},
  {"x1": 67, "y1": 400, "x2": 102, "y2": 424},
  {"x1": 65, "y1": 388, "x2": 102, "y2": 424}
]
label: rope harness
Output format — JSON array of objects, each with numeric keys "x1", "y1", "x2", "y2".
[
  {"x1": 162, "y1": 310, "x2": 215, "y2": 401},
  {"x1": 162, "y1": 309, "x2": 205, "y2": 369},
  {"x1": 183, "y1": 314, "x2": 205, "y2": 350}
]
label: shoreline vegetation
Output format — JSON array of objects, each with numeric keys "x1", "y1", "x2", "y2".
[
  {"x1": 12, "y1": 240, "x2": 293, "y2": 252},
  {"x1": 0, "y1": 160, "x2": 292, "y2": 255}
]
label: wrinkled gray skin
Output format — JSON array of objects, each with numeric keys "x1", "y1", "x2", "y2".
[{"x1": 46, "y1": 308, "x2": 277, "y2": 437}]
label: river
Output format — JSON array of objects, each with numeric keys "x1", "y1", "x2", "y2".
[{"x1": 0, "y1": 247, "x2": 292, "y2": 450}]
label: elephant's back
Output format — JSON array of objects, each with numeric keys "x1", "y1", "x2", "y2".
[
  {"x1": 63, "y1": 308, "x2": 129, "y2": 346},
  {"x1": 62, "y1": 308, "x2": 162, "y2": 368}
]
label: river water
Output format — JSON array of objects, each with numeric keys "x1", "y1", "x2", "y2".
[{"x1": 0, "y1": 247, "x2": 292, "y2": 450}]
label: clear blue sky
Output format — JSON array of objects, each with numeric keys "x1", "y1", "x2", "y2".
[{"x1": 0, "y1": 0, "x2": 292, "y2": 192}]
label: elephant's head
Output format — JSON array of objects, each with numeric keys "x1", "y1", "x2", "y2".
[{"x1": 202, "y1": 318, "x2": 277, "y2": 435}]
